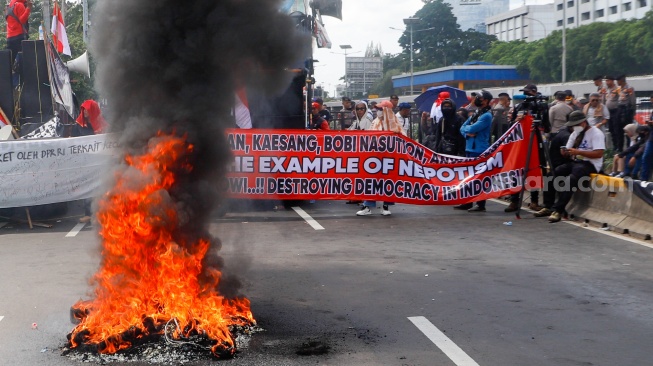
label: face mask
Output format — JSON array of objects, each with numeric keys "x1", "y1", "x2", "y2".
[
  {"x1": 377, "y1": 110, "x2": 383, "y2": 118},
  {"x1": 573, "y1": 126, "x2": 584, "y2": 134},
  {"x1": 473, "y1": 98, "x2": 483, "y2": 107}
]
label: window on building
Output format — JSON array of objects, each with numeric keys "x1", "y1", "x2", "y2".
[
  {"x1": 609, "y1": 5, "x2": 617, "y2": 13},
  {"x1": 557, "y1": 3, "x2": 563, "y2": 10},
  {"x1": 581, "y1": 12, "x2": 590, "y2": 20},
  {"x1": 567, "y1": 16, "x2": 575, "y2": 24},
  {"x1": 567, "y1": 0, "x2": 574, "y2": 7},
  {"x1": 637, "y1": 0, "x2": 647, "y2": 7},
  {"x1": 595, "y1": 9, "x2": 604, "y2": 17},
  {"x1": 557, "y1": 19, "x2": 563, "y2": 26},
  {"x1": 623, "y1": 2, "x2": 632, "y2": 11}
]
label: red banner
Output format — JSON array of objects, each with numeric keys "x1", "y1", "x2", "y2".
[{"x1": 226, "y1": 117, "x2": 542, "y2": 205}]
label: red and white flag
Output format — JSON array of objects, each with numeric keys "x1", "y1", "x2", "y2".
[{"x1": 51, "y1": 1, "x2": 71, "y2": 56}]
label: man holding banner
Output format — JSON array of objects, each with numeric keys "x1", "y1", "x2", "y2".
[{"x1": 454, "y1": 90, "x2": 494, "y2": 212}]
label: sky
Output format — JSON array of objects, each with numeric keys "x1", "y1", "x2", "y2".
[{"x1": 312, "y1": 0, "x2": 552, "y2": 96}]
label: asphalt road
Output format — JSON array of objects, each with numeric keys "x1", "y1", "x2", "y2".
[{"x1": 1, "y1": 199, "x2": 652, "y2": 366}]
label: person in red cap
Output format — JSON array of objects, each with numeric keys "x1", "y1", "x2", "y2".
[{"x1": 309, "y1": 102, "x2": 330, "y2": 130}]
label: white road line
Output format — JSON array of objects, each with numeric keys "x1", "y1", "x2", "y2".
[
  {"x1": 291, "y1": 207, "x2": 325, "y2": 231},
  {"x1": 490, "y1": 198, "x2": 653, "y2": 249},
  {"x1": 0, "y1": 316, "x2": 4, "y2": 322},
  {"x1": 408, "y1": 316, "x2": 480, "y2": 366},
  {"x1": 65, "y1": 223, "x2": 87, "y2": 237}
]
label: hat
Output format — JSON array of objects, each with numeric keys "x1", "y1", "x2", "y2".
[
  {"x1": 341, "y1": 96, "x2": 351, "y2": 102},
  {"x1": 520, "y1": 84, "x2": 537, "y2": 93},
  {"x1": 592, "y1": 75, "x2": 603, "y2": 81},
  {"x1": 377, "y1": 100, "x2": 394, "y2": 109},
  {"x1": 311, "y1": 102, "x2": 321, "y2": 110},
  {"x1": 616, "y1": 74, "x2": 626, "y2": 80},
  {"x1": 478, "y1": 90, "x2": 493, "y2": 101},
  {"x1": 498, "y1": 92, "x2": 511, "y2": 100},
  {"x1": 578, "y1": 98, "x2": 589, "y2": 104},
  {"x1": 398, "y1": 102, "x2": 411, "y2": 110},
  {"x1": 313, "y1": 97, "x2": 324, "y2": 104},
  {"x1": 565, "y1": 89, "x2": 574, "y2": 97},
  {"x1": 564, "y1": 111, "x2": 587, "y2": 127}
]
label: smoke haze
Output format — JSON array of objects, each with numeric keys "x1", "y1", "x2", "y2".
[{"x1": 90, "y1": 0, "x2": 310, "y2": 296}]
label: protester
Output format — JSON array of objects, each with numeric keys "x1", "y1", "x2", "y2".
[
  {"x1": 491, "y1": 92, "x2": 511, "y2": 142},
  {"x1": 637, "y1": 120, "x2": 653, "y2": 181},
  {"x1": 549, "y1": 111, "x2": 605, "y2": 223},
  {"x1": 5, "y1": 0, "x2": 31, "y2": 63},
  {"x1": 348, "y1": 101, "x2": 373, "y2": 131},
  {"x1": 610, "y1": 124, "x2": 648, "y2": 178},
  {"x1": 433, "y1": 98, "x2": 465, "y2": 156},
  {"x1": 604, "y1": 75, "x2": 620, "y2": 151},
  {"x1": 73, "y1": 100, "x2": 106, "y2": 223},
  {"x1": 338, "y1": 96, "x2": 355, "y2": 130},
  {"x1": 396, "y1": 102, "x2": 412, "y2": 137},
  {"x1": 454, "y1": 90, "x2": 493, "y2": 212},
  {"x1": 389, "y1": 94, "x2": 400, "y2": 112},
  {"x1": 429, "y1": 91, "x2": 450, "y2": 127},
  {"x1": 616, "y1": 74, "x2": 636, "y2": 152},
  {"x1": 533, "y1": 126, "x2": 573, "y2": 218},
  {"x1": 309, "y1": 102, "x2": 329, "y2": 130},
  {"x1": 73, "y1": 100, "x2": 107, "y2": 137},
  {"x1": 357, "y1": 100, "x2": 403, "y2": 216},
  {"x1": 313, "y1": 97, "x2": 331, "y2": 124}
]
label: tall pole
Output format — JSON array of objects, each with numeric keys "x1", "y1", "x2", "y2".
[
  {"x1": 409, "y1": 24, "x2": 414, "y2": 96},
  {"x1": 562, "y1": 1, "x2": 566, "y2": 83}
]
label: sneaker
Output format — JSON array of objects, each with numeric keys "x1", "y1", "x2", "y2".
[
  {"x1": 528, "y1": 202, "x2": 543, "y2": 211},
  {"x1": 548, "y1": 211, "x2": 562, "y2": 223},
  {"x1": 382, "y1": 205, "x2": 391, "y2": 216},
  {"x1": 504, "y1": 202, "x2": 518, "y2": 212},
  {"x1": 608, "y1": 172, "x2": 618, "y2": 177},
  {"x1": 533, "y1": 207, "x2": 552, "y2": 217},
  {"x1": 615, "y1": 172, "x2": 627, "y2": 179},
  {"x1": 356, "y1": 206, "x2": 372, "y2": 216},
  {"x1": 453, "y1": 203, "x2": 473, "y2": 210},
  {"x1": 79, "y1": 216, "x2": 92, "y2": 223},
  {"x1": 468, "y1": 206, "x2": 486, "y2": 212}
]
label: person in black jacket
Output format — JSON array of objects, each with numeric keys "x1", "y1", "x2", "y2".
[{"x1": 433, "y1": 98, "x2": 465, "y2": 156}]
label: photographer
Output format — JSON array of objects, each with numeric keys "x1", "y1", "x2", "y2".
[{"x1": 506, "y1": 84, "x2": 550, "y2": 213}]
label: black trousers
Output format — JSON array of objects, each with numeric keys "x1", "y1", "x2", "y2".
[
  {"x1": 607, "y1": 108, "x2": 620, "y2": 151},
  {"x1": 552, "y1": 161, "x2": 597, "y2": 213}
]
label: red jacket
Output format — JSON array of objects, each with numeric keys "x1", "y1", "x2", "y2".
[{"x1": 6, "y1": 0, "x2": 31, "y2": 39}]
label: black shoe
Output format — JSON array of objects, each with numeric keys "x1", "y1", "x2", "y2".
[
  {"x1": 453, "y1": 203, "x2": 473, "y2": 210},
  {"x1": 468, "y1": 206, "x2": 486, "y2": 212},
  {"x1": 504, "y1": 202, "x2": 518, "y2": 212}
]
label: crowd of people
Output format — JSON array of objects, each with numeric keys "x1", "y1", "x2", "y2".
[{"x1": 319, "y1": 76, "x2": 653, "y2": 220}]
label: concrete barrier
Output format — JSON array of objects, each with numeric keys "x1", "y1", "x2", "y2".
[{"x1": 566, "y1": 174, "x2": 653, "y2": 240}]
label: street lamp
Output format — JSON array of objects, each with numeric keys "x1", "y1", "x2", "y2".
[
  {"x1": 403, "y1": 18, "x2": 421, "y2": 96},
  {"x1": 337, "y1": 44, "x2": 353, "y2": 96},
  {"x1": 523, "y1": 16, "x2": 547, "y2": 39},
  {"x1": 562, "y1": 2, "x2": 566, "y2": 83}
]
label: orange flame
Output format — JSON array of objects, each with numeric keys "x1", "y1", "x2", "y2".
[{"x1": 68, "y1": 133, "x2": 254, "y2": 357}]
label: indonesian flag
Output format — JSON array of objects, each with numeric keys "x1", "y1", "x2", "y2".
[
  {"x1": 234, "y1": 88, "x2": 252, "y2": 129},
  {"x1": 51, "y1": 1, "x2": 71, "y2": 56}
]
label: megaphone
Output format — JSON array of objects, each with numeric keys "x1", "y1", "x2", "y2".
[{"x1": 66, "y1": 51, "x2": 90, "y2": 78}]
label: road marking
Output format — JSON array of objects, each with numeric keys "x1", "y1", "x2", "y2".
[
  {"x1": 490, "y1": 199, "x2": 653, "y2": 249},
  {"x1": 408, "y1": 316, "x2": 480, "y2": 366},
  {"x1": 291, "y1": 207, "x2": 325, "y2": 230},
  {"x1": 65, "y1": 223, "x2": 87, "y2": 237},
  {"x1": 0, "y1": 316, "x2": 4, "y2": 322},
  {"x1": 0, "y1": 222, "x2": 7, "y2": 229}
]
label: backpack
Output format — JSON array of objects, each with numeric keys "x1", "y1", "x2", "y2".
[{"x1": 5, "y1": 3, "x2": 29, "y2": 36}]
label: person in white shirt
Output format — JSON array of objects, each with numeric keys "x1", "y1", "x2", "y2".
[
  {"x1": 583, "y1": 92, "x2": 610, "y2": 131},
  {"x1": 395, "y1": 102, "x2": 412, "y2": 137},
  {"x1": 549, "y1": 111, "x2": 605, "y2": 222}
]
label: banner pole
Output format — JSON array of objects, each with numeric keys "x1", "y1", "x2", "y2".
[{"x1": 515, "y1": 117, "x2": 538, "y2": 220}]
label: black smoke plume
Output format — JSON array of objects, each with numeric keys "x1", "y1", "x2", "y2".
[{"x1": 90, "y1": 1, "x2": 309, "y2": 294}]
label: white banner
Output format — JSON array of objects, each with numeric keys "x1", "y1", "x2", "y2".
[{"x1": 0, "y1": 134, "x2": 121, "y2": 208}]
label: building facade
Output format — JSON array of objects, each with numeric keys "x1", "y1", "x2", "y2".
[
  {"x1": 344, "y1": 56, "x2": 383, "y2": 98},
  {"x1": 446, "y1": 0, "x2": 510, "y2": 32},
  {"x1": 486, "y1": 4, "x2": 556, "y2": 42},
  {"x1": 553, "y1": 0, "x2": 651, "y2": 29}
]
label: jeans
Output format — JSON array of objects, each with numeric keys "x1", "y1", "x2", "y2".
[
  {"x1": 639, "y1": 140, "x2": 653, "y2": 181},
  {"x1": 466, "y1": 151, "x2": 485, "y2": 208}
]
